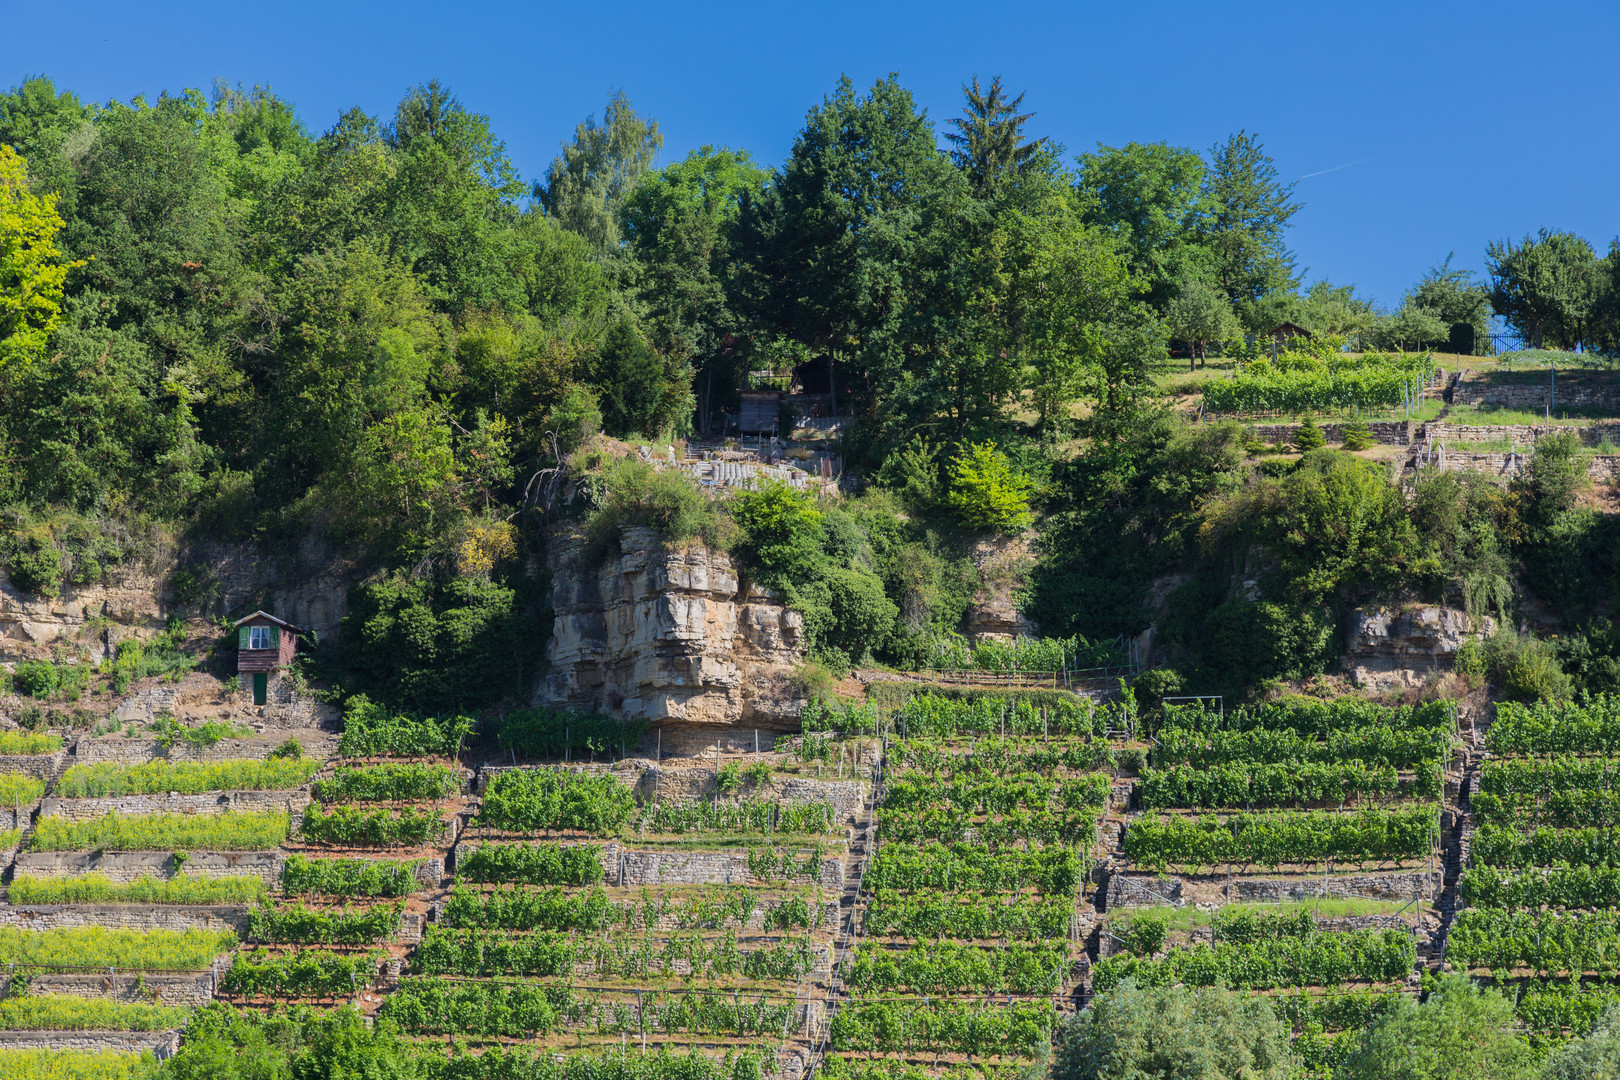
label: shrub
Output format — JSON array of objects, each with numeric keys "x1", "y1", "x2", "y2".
[
  {"x1": 543, "y1": 384, "x2": 604, "y2": 455},
  {"x1": 943, "y1": 443, "x2": 1034, "y2": 532},
  {"x1": 341, "y1": 574, "x2": 540, "y2": 715},
  {"x1": 12, "y1": 660, "x2": 60, "y2": 698},
  {"x1": 793, "y1": 564, "x2": 898, "y2": 667},
  {"x1": 1340, "y1": 418, "x2": 1375, "y2": 451},
  {"x1": 0, "y1": 732, "x2": 62, "y2": 754},
  {"x1": 1292, "y1": 415, "x2": 1325, "y2": 452},
  {"x1": 579, "y1": 456, "x2": 729, "y2": 560},
  {"x1": 728, "y1": 481, "x2": 825, "y2": 585},
  {"x1": 0, "y1": 774, "x2": 44, "y2": 806},
  {"x1": 6, "y1": 542, "x2": 63, "y2": 596}
]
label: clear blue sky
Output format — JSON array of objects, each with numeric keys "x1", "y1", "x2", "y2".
[{"x1": 4, "y1": 0, "x2": 1616, "y2": 308}]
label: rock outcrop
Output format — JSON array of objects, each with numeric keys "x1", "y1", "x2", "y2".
[
  {"x1": 1341, "y1": 605, "x2": 1493, "y2": 688},
  {"x1": 540, "y1": 528, "x2": 806, "y2": 746}
]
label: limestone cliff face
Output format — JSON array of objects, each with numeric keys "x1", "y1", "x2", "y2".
[
  {"x1": 540, "y1": 527, "x2": 806, "y2": 743},
  {"x1": 1342, "y1": 605, "x2": 1494, "y2": 689}
]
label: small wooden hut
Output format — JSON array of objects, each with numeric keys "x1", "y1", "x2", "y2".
[{"x1": 233, "y1": 611, "x2": 299, "y2": 705}]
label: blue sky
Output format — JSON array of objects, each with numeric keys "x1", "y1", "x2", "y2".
[{"x1": 4, "y1": 0, "x2": 1616, "y2": 308}]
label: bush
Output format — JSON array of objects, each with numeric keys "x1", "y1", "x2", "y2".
[
  {"x1": 579, "y1": 456, "x2": 728, "y2": 559},
  {"x1": 728, "y1": 481, "x2": 825, "y2": 585},
  {"x1": 792, "y1": 564, "x2": 898, "y2": 668},
  {"x1": 943, "y1": 443, "x2": 1034, "y2": 532},
  {"x1": 1340, "y1": 418, "x2": 1375, "y2": 451},
  {"x1": 543, "y1": 384, "x2": 603, "y2": 455},
  {"x1": 341, "y1": 573, "x2": 539, "y2": 715},
  {"x1": 1479, "y1": 628, "x2": 1574, "y2": 702},
  {"x1": 6, "y1": 541, "x2": 62, "y2": 596},
  {"x1": 11, "y1": 661, "x2": 60, "y2": 698},
  {"x1": 1293, "y1": 415, "x2": 1325, "y2": 452},
  {"x1": 1189, "y1": 600, "x2": 1336, "y2": 696}
]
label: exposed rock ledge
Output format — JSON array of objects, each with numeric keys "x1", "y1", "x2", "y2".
[
  {"x1": 1342, "y1": 605, "x2": 1493, "y2": 689},
  {"x1": 539, "y1": 527, "x2": 806, "y2": 746}
]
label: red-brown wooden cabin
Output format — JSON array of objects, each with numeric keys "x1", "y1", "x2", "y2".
[{"x1": 233, "y1": 611, "x2": 299, "y2": 705}]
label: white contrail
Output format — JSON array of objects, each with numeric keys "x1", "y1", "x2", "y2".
[{"x1": 1298, "y1": 158, "x2": 1372, "y2": 180}]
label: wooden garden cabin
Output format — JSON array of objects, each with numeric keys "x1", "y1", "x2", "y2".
[{"x1": 233, "y1": 611, "x2": 299, "y2": 705}]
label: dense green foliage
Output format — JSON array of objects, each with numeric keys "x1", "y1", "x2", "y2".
[
  {"x1": 0, "y1": 926, "x2": 235, "y2": 969},
  {"x1": 8, "y1": 872, "x2": 265, "y2": 905},
  {"x1": 338, "y1": 695, "x2": 474, "y2": 758},
  {"x1": 280, "y1": 853, "x2": 423, "y2": 897},
  {"x1": 455, "y1": 842, "x2": 604, "y2": 885},
  {"x1": 29, "y1": 811, "x2": 289, "y2": 852},
  {"x1": 313, "y1": 763, "x2": 460, "y2": 802},
  {"x1": 56, "y1": 759, "x2": 318, "y2": 796},
  {"x1": 1053, "y1": 982, "x2": 1297, "y2": 1080},
  {"x1": 0, "y1": 995, "x2": 188, "y2": 1031},
  {"x1": 474, "y1": 768, "x2": 637, "y2": 834}
]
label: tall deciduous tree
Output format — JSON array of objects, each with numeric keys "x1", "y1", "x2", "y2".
[
  {"x1": 538, "y1": 90, "x2": 662, "y2": 251},
  {"x1": 623, "y1": 146, "x2": 766, "y2": 434},
  {"x1": 1486, "y1": 228, "x2": 1600, "y2": 349},
  {"x1": 1201, "y1": 131, "x2": 1301, "y2": 310},
  {"x1": 1053, "y1": 980, "x2": 1297, "y2": 1080},
  {"x1": 1075, "y1": 141, "x2": 1211, "y2": 309},
  {"x1": 944, "y1": 75, "x2": 1043, "y2": 197},
  {"x1": 1403, "y1": 255, "x2": 1492, "y2": 354},
  {"x1": 1334, "y1": 975, "x2": 1536, "y2": 1080},
  {"x1": 0, "y1": 144, "x2": 79, "y2": 371},
  {"x1": 1164, "y1": 275, "x2": 1239, "y2": 369}
]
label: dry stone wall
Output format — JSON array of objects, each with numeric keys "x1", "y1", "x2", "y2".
[
  {"x1": 1451, "y1": 373, "x2": 1620, "y2": 411},
  {"x1": 40, "y1": 789, "x2": 310, "y2": 821},
  {"x1": 0, "y1": 1029, "x2": 182, "y2": 1056},
  {"x1": 16, "y1": 971, "x2": 220, "y2": 1008},
  {"x1": 12, "y1": 850, "x2": 283, "y2": 885},
  {"x1": 0, "y1": 903, "x2": 250, "y2": 934},
  {"x1": 74, "y1": 733, "x2": 340, "y2": 764}
]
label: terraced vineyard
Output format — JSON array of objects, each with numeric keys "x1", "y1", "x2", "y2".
[{"x1": 12, "y1": 687, "x2": 1620, "y2": 1076}]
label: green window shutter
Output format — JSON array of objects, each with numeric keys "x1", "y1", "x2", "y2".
[
  {"x1": 268, "y1": 627, "x2": 281, "y2": 649},
  {"x1": 238, "y1": 627, "x2": 251, "y2": 649}
]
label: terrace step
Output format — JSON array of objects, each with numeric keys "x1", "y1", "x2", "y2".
[{"x1": 6, "y1": 739, "x2": 79, "y2": 877}]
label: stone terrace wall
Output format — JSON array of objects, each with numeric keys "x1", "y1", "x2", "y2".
[
  {"x1": 454, "y1": 839, "x2": 845, "y2": 892},
  {"x1": 12, "y1": 850, "x2": 283, "y2": 885},
  {"x1": 1252, "y1": 420, "x2": 1414, "y2": 446},
  {"x1": 0, "y1": 1029, "x2": 182, "y2": 1056},
  {"x1": 1452, "y1": 373, "x2": 1620, "y2": 410},
  {"x1": 73, "y1": 734, "x2": 340, "y2": 764},
  {"x1": 0, "y1": 751, "x2": 68, "y2": 781},
  {"x1": 0, "y1": 903, "x2": 250, "y2": 934},
  {"x1": 1426, "y1": 421, "x2": 1620, "y2": 446},
  {"x1": 14, "y1": 970, "x2": 219, "y2": 1008},
  {"x1": 41, "y1": 789, "x2": 310, "y2": 821},
  {"x1": 1427, "y1": 451, "x2": 1620, "y2": 482}
]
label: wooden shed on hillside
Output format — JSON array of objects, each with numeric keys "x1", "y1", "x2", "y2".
[{"x1": 233, "y1": 611, "x2": 299, "y2": 705}]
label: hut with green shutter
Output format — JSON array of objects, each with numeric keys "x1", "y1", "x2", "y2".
[{"x1": 232, "y1": 611, "x2": 300, "y2": 705}]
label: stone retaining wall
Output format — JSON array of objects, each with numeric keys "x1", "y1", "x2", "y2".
[
  {"x1": 15, "y1": 970, "x2": 219, "y2": 1007},
  {"x1": 1425, "y1": 450, "x2": 1620, "y2": 482},
  {"x1": 12, "y1": 850, "x2": 283, "y2": 885},
  {"x1": 454, "y1": 840, "x2": 845, "y2": 892},
  {"x1": 0, "y1": 903, "x2": 250, "y2": 934},
  {"x1": 73, "y1": 733, "x2": 339, "y2": 764},
  {"x1": 41, "y1": 789, "x2": 310, "y2": 821},
  {"x1": 1425, "y1": 422, "x2": 1620, "y2": 446},
  {"x1": 0, "y1": 1028, "x2": 182, "y2": 1057},
  {"x1": 1451, "y1": 374, "x2": 1620, "y2": 410},
  {"x1": 1227, "y1": 872, "x2": 1436, "y2": 903},
  {"x1": 1251, "y1": 421, "x2": 1414, "y2": 446},
  {"x1": 0, "y1": 751, "x2": 68, "y2": 780}
]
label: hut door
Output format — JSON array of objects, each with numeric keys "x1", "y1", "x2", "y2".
[{"x1": 252, "y1": 673, "x2": 267, "y2": 705}]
